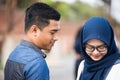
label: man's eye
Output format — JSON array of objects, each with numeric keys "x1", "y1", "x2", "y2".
[{"x1": 50, "y1": 32, "x2": 55, "y2": 35}]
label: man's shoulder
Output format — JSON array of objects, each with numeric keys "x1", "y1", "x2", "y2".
[{"x1": 9, "y1": 44, "x2": 43, "y2": 64}]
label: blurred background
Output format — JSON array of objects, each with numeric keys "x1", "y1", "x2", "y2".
[{"x1": 0, "y1": 0, "x2": 120, "y2": 80}]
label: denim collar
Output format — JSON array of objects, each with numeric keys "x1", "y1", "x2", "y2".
[{"x1": 20, "y1": 39, "x2": 46, "y2": 58}]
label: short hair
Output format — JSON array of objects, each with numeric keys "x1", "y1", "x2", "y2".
[{"x1": 25, "y1": 2, "x2": 61, "y2": 32}]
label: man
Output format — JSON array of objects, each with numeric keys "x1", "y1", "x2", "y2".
[{"x1": 4, "y1": 2, "x2": 61, "y2": 80}]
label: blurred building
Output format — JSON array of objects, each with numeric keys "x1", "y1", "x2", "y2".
[
  {"x1": 103, "y1": 0, "x2": 120, "y2": 23},
  {"x1": 110, "y1": 0, "x2": 120, "y2": 23}
]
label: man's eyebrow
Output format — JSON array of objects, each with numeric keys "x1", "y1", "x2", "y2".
[{"x1": 51, "y1": 29, "x2": 59, "y2": 32}]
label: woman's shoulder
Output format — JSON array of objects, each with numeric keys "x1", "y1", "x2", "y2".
[
  {"x1": 109, "y1": 57, "x2": 120, "y2": 75},
  {"x1": 76, "y1": 60, "x2": 85, "y2": 80},
  {"x1": 106, "y1": 59, "x2": 120, "y2": 80},
  {"x1": 112, "y1": 60, "x2": 120, "y2": 70},
  {"x1": 79, "y1": 60, "x2": 85, "y2": 68},
  {"x1": 114, "y1": 56, "x2": 120, "y2": 64}
]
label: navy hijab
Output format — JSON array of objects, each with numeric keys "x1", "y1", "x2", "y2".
[{"x1": 79, "y1": 17, "x2": 120, "y2": 80}]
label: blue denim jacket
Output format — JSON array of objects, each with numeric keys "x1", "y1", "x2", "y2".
[{"x1": 4, "y1": 40, "x2": 49, "y2": 80}]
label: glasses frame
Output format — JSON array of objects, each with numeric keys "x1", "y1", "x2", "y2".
[{"x1": 84, "y1": 43, "x2": 107, "y2": 53}]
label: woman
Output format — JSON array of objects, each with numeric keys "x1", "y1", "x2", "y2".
[{"x1": 76, "y1": 17, "x2": 120, "y2": 80}]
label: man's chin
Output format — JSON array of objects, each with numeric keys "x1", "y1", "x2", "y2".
[
  {"x1": 42, "y1": 46, "x2": 53, "y2": 53},
  {"x1": 42, "y1": 48, "x2": 51, "y2": 53},
  {"x1": 45, "y1": 50, "x2": 51, "y2": 53}
]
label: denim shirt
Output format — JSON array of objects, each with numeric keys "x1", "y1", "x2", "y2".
[{"x1": 4, "y1": 40, "x2": 49, "y2": 80}]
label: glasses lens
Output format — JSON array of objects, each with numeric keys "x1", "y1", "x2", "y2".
[
  {"x1": 97, "y1": 45, "x2": 107, "y2": 52},
  {"x1": 85, "y1": 45, "x2": 94, "y2": 52},
  {"x1": 85, "y1": 44, "x2": 107, "y2": 52}
]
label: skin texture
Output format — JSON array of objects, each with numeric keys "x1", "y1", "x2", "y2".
[
  {"x1": 85, "y1": 39, "x2": 108, "y2": 61},
  {"x1": 25, "y1": 20, "x2": 60, "y2": 52}
]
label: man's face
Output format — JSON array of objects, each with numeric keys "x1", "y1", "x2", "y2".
[{"x1": 35, "y1": 20, "x2": 61, "y2": 51}]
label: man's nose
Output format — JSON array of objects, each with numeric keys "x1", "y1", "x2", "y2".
[{"x1": 53, "y1": 35, "x2": 59, "y2": 41}]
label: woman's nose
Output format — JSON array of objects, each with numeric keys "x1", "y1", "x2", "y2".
[{"x1": 92, "y1": 49, "x2": 99, "y2": 55}]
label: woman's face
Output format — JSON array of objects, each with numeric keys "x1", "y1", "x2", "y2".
[{"x1": 84, "y1": 39, "x2": 108, "y2": 61}]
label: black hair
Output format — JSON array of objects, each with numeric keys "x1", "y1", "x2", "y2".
[{"x1": 25, "y1": 2, "x2": 61, "y2": 32}]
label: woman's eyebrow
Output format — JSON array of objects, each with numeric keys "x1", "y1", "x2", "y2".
[{"x1": 86, "y1": 43, "x2": 105, "y2": 47}]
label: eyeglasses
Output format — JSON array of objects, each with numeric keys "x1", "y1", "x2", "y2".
[{"x1": 84, "y1": 43, "x2": 107, "y2": 52}]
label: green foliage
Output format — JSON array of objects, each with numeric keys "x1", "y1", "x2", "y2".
[
  {"x1": 41, "y1": 0, "x2": 103, "y2": 21},
  {"x1": 40, "y1": 0, "x2": 73, "y2": 20},
  {"x1": 40, "y1": 0, "x2": 53, "y2": 5},
  {"x1": 17, "y1": 0, "x2": 30, "y2": 9},
  {"x1": 70, "y1": 1, "x2": 102, "y2": 21},
  {"x1": 57, "y1": 2, "x2": 73, "y2": 20},
  {"x1": 4, "y1": 0, "x2": 105, "y2": 21}
]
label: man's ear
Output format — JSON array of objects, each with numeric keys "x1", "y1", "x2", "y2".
[{"x1": 29, "y1": 25, "x2": 39, "y2": 33}]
